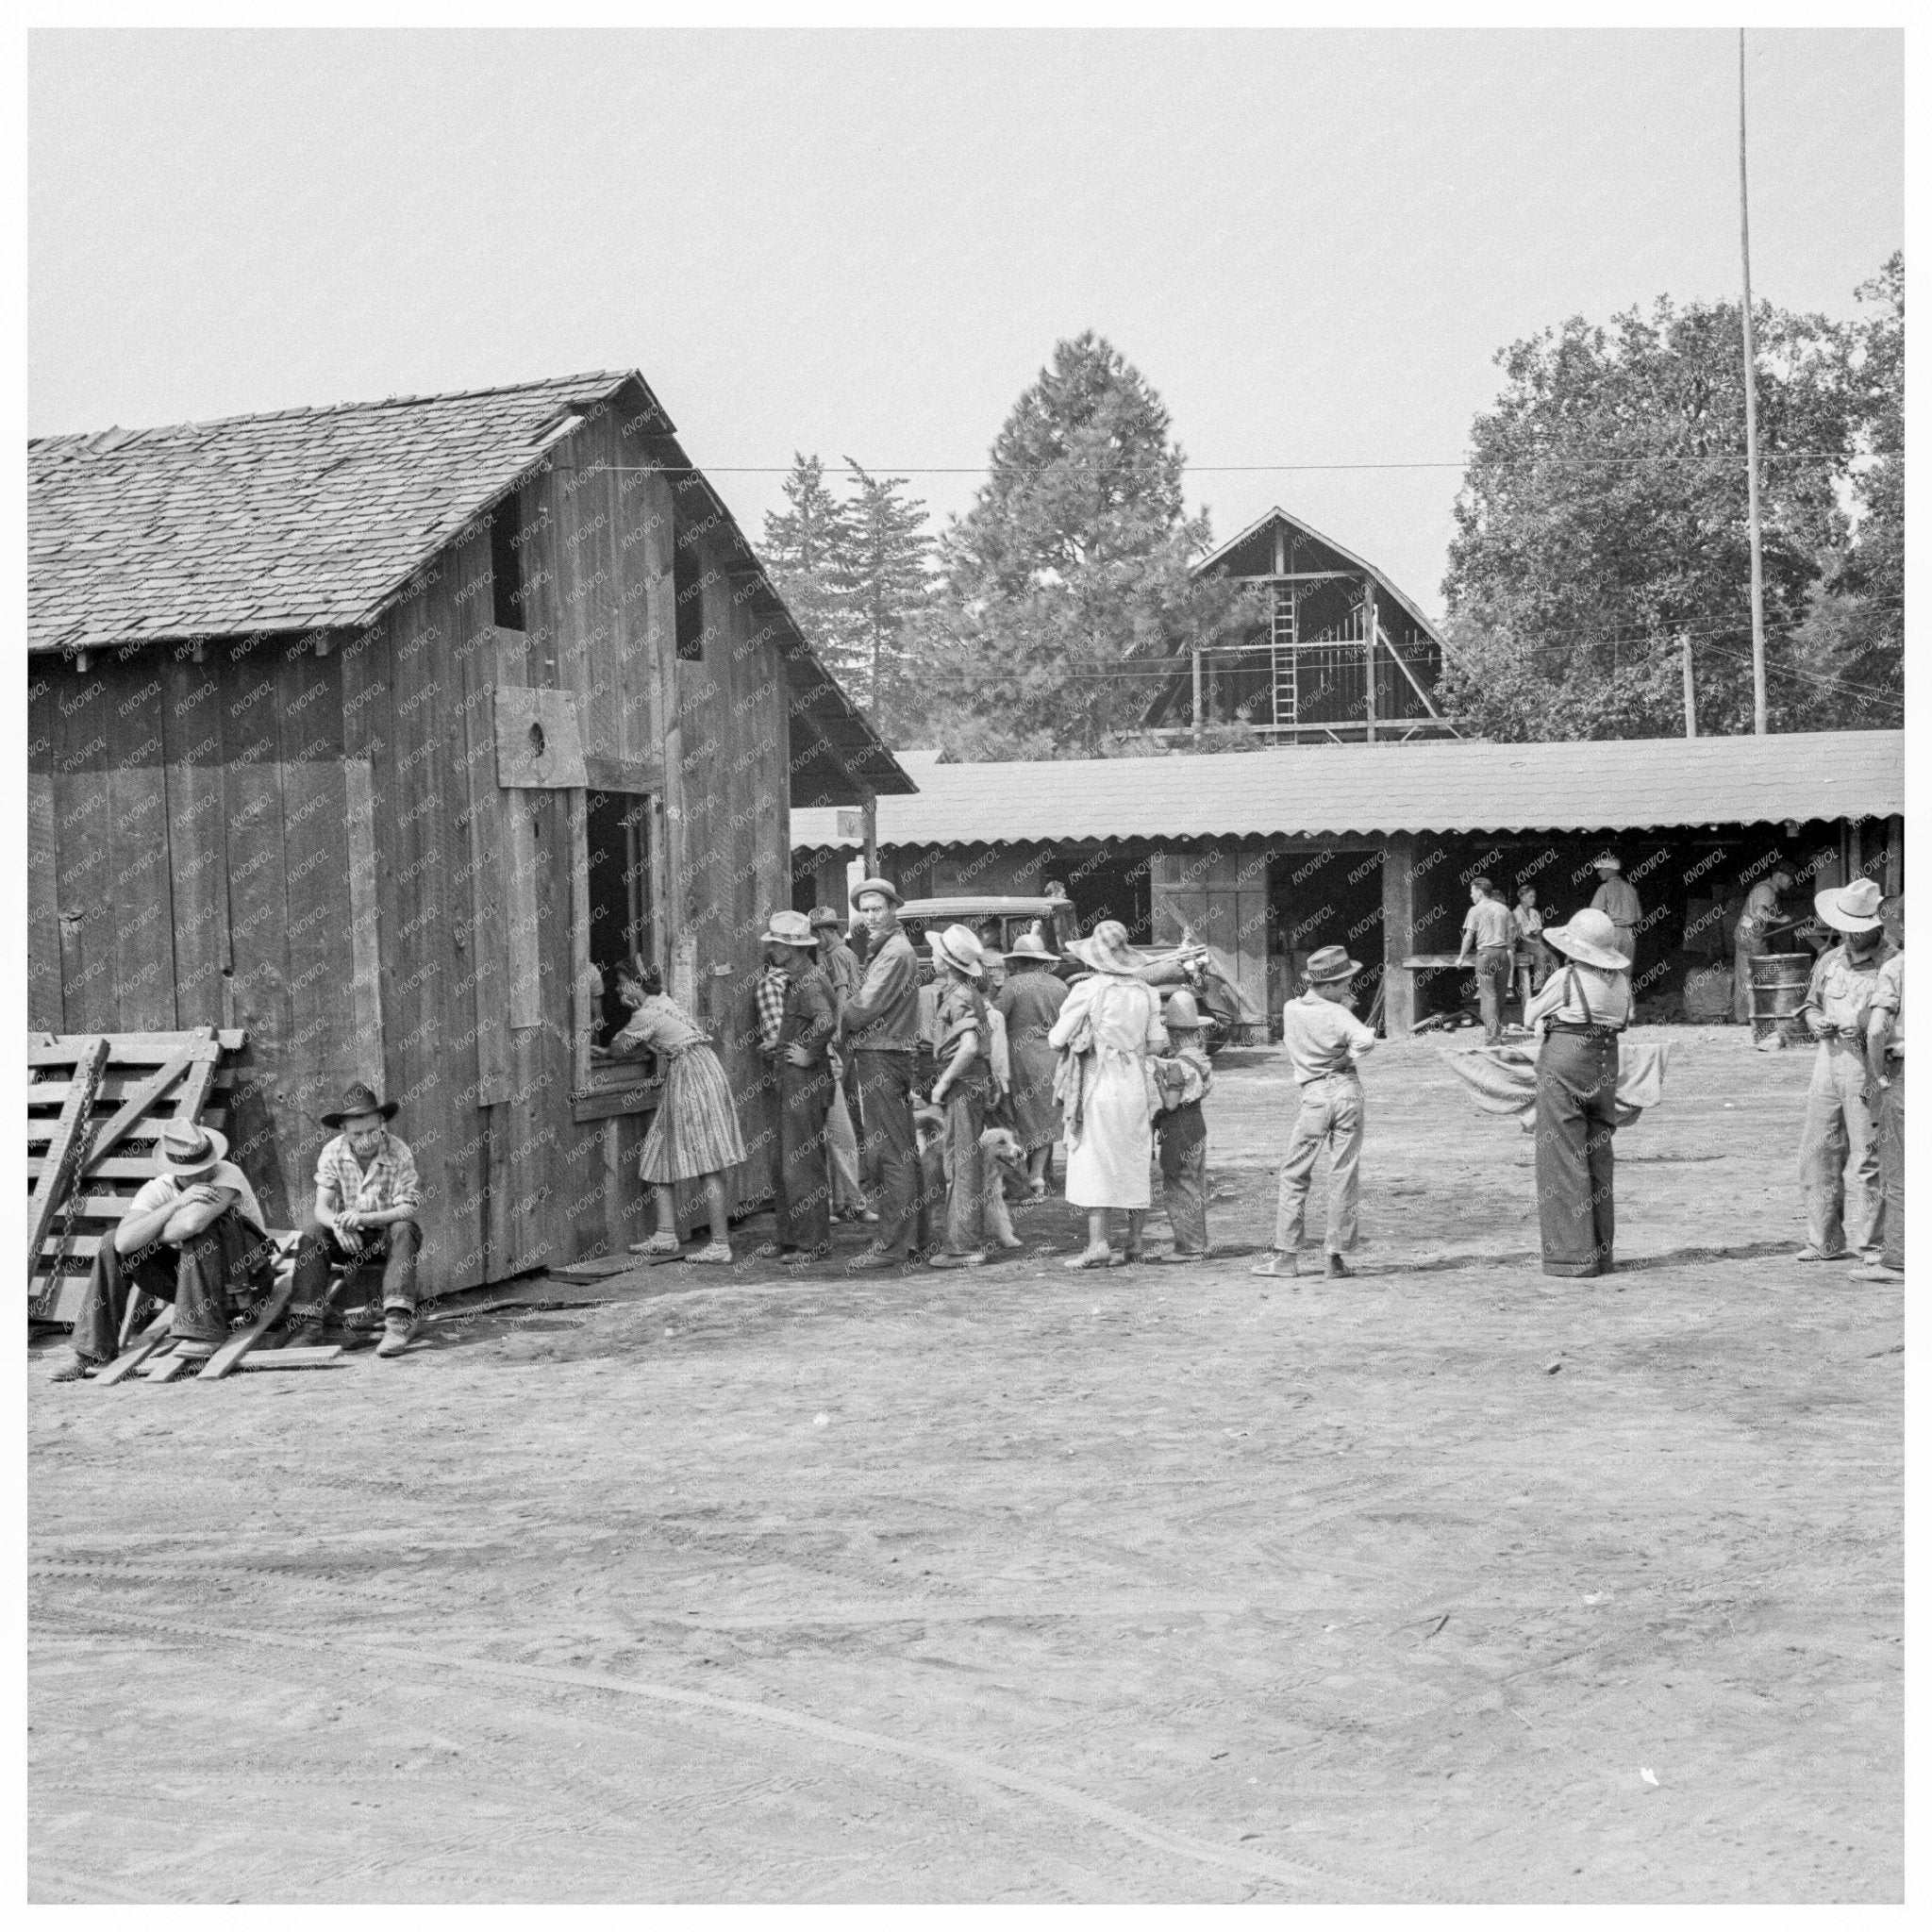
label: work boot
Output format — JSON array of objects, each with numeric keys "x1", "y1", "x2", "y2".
[
  {"x1": 48, "y1": 1351, "x2": 92, "y2": 1383},
  {"x1": 1249, "y1": 1251, "x2": 1297, "y2": 1278},
  {"x1": 1324, "y1": 1253, "x2": 1355, "y2": 1279},
  {"x1": 375, "y1": 1311, "x2": 417, "y2": 1358}
]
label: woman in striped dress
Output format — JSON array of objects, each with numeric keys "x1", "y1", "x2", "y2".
[{"x1": 601, "y1": 966, "x2": 747, "y2": 1263}]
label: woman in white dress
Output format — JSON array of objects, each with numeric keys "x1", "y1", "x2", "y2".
[{"x1": 1049, "y1": 920, "x2": 1170, "y2": 1269}]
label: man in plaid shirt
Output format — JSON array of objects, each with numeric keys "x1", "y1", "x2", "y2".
[
  {"x1": 756, "y1": 962, "x2": 791, "y2": 1051},
  {"x1": 290, "y1": 1080, "x2": 424, "y2": 1358}
]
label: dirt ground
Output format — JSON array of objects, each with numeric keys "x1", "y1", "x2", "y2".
[{"x1": 27, "y1": 1027, "x2": 1903, "y2": 1904}]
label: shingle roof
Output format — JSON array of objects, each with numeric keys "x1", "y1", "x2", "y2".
[
  {"x1": 792, "y1": 731, "x2": 1905, "y2": 849},
  {"x1": 28, "y1": 370, "x2": 645, "y2": 652}
]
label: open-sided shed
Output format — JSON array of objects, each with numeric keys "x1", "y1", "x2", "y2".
[{"x1": 29, "y1": 370, "x2": 912, "y2": 1305}]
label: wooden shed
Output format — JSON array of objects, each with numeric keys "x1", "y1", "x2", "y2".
[{"x1": 28, "y1": 371, "x2": 913, "y2": 1312}]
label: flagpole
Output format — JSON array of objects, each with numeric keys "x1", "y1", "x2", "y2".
[{"x1": 1739, "y1": 28, "x2": 1769, "y2": 735}]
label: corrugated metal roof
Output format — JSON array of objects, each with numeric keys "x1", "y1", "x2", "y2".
[{"x1": 792, "y1": 731, "x2": 1905, "y2": 849}]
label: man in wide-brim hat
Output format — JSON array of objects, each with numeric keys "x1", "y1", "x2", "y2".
[
  {"x1": 54, "y1": 1119, "x2": 276, "y2": 1380},
  {"x1": 1253, "y1": 944, "x2": 1379, "y2": 1280},
  {"x1": 289, "y1": 1080, "x2": 425, "y2": 1357},
  {"x1": 925, "y1": 924, "x2": 997, "y2": 1270},
  {"x1": 760, "y1": 908, "x2": 839, "y2": 1265},
  {"x1": 1794, "y1": 877, "x2": 1894, "y2": 1264}
]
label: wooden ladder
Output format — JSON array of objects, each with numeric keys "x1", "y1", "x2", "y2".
[{"x1": 26, "y1": 1027, "x2": 243, "y2": 1325}]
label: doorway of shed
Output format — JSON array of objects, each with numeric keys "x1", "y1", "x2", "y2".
[{"x1": 1268, "y1": 847, "x2": 1385, "y2": 1023}]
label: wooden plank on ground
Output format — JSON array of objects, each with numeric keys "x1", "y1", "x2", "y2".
[
  {"x1": 93, "y1": 1314, "x2": 175, "y2": 1386},
  {"x1": 200, "y1": 1274, "x2": 297, "y2": 1380},
  {"x1": 233, "y1": 1344, "x2": 344, "y2": 1371},
  {"x1": 26, "y1": 1037, "x2": 108, "y2": 1278},
  {"x1": 145, "y1": 1352, "x2": 192, "y2": 1382}
]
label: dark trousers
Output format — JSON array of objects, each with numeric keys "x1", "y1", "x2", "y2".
[
  {"x1": 73, "y1": 1210, "x2": 275, "y2": 1363},
  {"x1": 1880, "y1": 1060, "x2": 1905, "y2": 1271},
  {"x1": 1158, "y1": 1101, "x2": 1209, "y2": 1255},
  {"x1": 1535, "y1": 1033, "x2": 1619, "y2": 1277},
  {"x1": 1475, "y1": 945, "x2": 1514, "y2": 1043},
  {"x1": 941, "y1": 1075, "x2": 992, "y2": 1256},
  {"x1": 774, "y1": 1061, "x2": 834, "y2": 1252},
  {"x1": 854, "y1": 1049, "x2": 919, "y2": 1257},
  {"x1": 291, "y1": 1218, "x2": 422, "y2": 1321}
]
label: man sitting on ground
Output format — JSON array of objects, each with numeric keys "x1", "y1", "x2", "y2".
[
  {"x1": 53, "y1": 1120, "x2": 275, "y2": 1379},
  {"x1": 288, "y1": 1081, "x2": 424, "y2": 1358}
]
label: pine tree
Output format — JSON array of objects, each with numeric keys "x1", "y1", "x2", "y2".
[
  {"x1": 760, "y1": 455, "x2": 863, "y2": 692},
  {"x1": 918, "y1": 332, "x2": 1255, "y2": 758},
  {"x1": 835, "y1": 459, "x2": 932, "y2": 727}
]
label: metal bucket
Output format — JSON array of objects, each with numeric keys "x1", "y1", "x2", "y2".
[{"x1": 1750, "y1": 952, "x2": 1812, "y2": 1043}]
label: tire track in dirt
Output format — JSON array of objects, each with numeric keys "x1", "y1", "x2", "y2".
[{"x1": 56, "y1": 1603, "x2": 1417, "y2": 1902}]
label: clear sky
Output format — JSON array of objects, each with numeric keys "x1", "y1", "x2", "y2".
[{"x1": 29, "y1": 28, "x2": 1903, "y2": 619}]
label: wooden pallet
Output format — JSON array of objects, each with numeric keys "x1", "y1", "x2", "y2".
[{"x1": 26, "y1": 1027, "x2": 246, "y2": 1326}]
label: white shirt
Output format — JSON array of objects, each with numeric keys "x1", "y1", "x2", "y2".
[
  {"x1": 1281, "y1": 990, "x2": 1377, "y2": 1084},
  {"x1": 129, "y1": 1159, "x2": 263, "y2": 1227}
]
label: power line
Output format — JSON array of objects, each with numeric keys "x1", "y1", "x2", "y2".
[{"x1": 608, "y1": 451, "x2": 1866, "y2": 476}]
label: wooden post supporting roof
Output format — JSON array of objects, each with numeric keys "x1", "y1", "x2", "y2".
[{"x1": 1381, "y1": 832, "x2": 1417, "y2": 1037}]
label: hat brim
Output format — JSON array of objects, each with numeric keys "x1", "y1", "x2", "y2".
[
  {"x1": 157, "y1": 1124, "x2": 230, "y2": 1174},
  {"x1": 321, "y1": 1100, "x2": 400, "y2": 1128},
  {"x1": 926, "y1": 934, "x2": 983, "y2": 977},
  {"x1": 1814, "y1": 888, "x2": 1884, "y2": 933},
  {"x1": 1307, "y1": 958, "x2": 1363, "y2": 984},
  {"x1": 761, "y1": 929, "x2": 816, "y2": 947},
  {"x1": 1543, "y1": 925, "x2": 1629, "y2": 972},
  {"x1": 850, "y1": 879, "x2": 903, "y2": 908}
]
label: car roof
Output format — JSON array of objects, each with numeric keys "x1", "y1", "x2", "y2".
[{"x1": 898, "y1": 896, "x2": 1072, "y2": 918}]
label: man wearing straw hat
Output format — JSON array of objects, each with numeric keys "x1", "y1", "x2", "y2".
[
  {"x1": 840, "y1": 875, "x2": 923, "y2": 1268},
  {"x1": 53, "y1": 1120, "x2": 275, "y2": 1380},
  {"x1": 925, "y1": 922, "x2": 996, "y2": 1269},
  {"x1": 1795, "y1": 877, "x2": 1894, "y2": 1264},
  {"x1": 1253, "y1": 945, "x2": 1378, "y2": 1280}
]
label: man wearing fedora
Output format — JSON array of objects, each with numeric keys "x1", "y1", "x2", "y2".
[
  {"x1": 759, "y1": 910, "x2": 839, "y2": 1264},
  {"x1": 289, "y1": 1081, "x2": 424, "y2": 1357},
  {"x1": 839, "y1": 875, "x2": 924, "y2": 1268},
  {"x1": 1795, "y1": 878, "x2": 1895, "y2": 1265},
  {"x1": 55, "y1": 1120, "x2": 276, "y2": 1379},
  {"x1": 1253, "y1": 945, "x2": 1378, "y2": 1280}
]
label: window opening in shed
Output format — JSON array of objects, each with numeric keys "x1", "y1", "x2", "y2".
[
  {"x1": 491, "y1": 496, "x2": 525, "y2": 631},
  {"x1": 586, "y1": 791, "x2": 657, "y2": 1049}
]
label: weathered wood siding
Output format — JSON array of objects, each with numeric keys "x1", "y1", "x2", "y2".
[{"x1": 26, "y1": 397, "x2": 800, "y2": 1300}]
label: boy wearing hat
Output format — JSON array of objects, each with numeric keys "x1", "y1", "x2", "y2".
[
  {"x1": 289, "y1": 1082, "x2": 425, "y2": 1357},
  {"x1": 1795, "y1": 878, "x2": 1895, "y2": 1264},
  {"x1": 1590, "y1": 855, "x2": 1641, "y2": 967},
  {"x1": 759, "y1": 909, "x2": 838, "y2": 1263},
  {"x1": 1151, "y1": 987, "x2": 1215, "y2": 1261},
  {"x1": 926, "y1": 923, "x2": 994, "y2": 1268},
  {"x1": 1255, "y1": 946, "x2": 1378, "y2": 1279},
  {"x1": 54, "y1": 1121, "x2": 276, "y2": 1379},
  {"x1": 840, "y1": 877, "x2": 923, "y2": 1268}
]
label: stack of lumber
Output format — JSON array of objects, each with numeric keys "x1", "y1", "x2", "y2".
[{"x1": 26, "y1": 1026, "x2": 245, "y2": 1326}]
